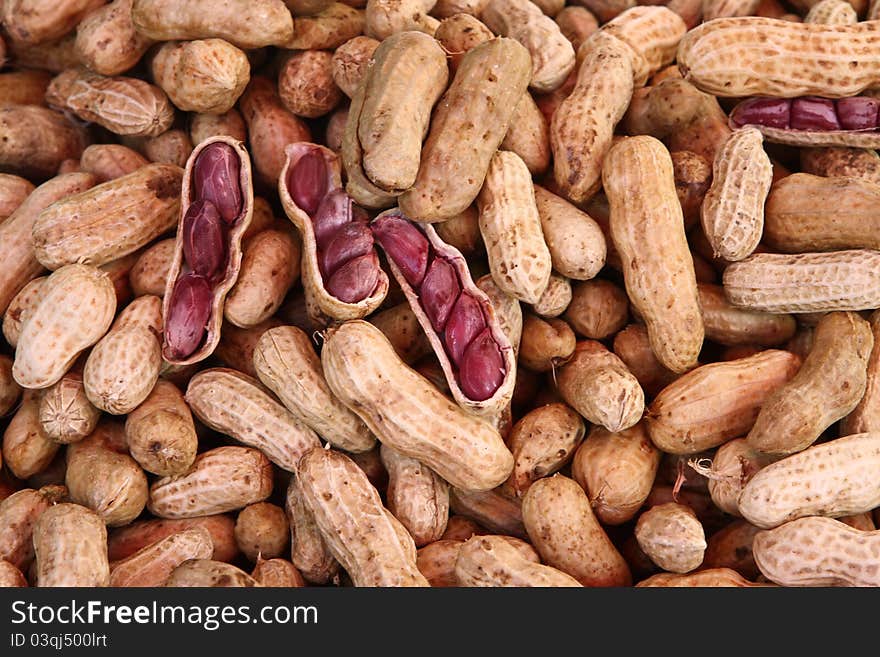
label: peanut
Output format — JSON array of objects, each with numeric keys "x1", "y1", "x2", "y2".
[
  {"x1": 108, "y1": 515, "x2": 239, "y2": 563},
  {"x1": 285, "y1": 476, "x2": 340, "y2": 585},
  {"x1": 0, "y1": 484, "x2": 67, "y2": 570},
  {"x1": 842, "y1": 310, "x2": 880, "y2": 434},
  {"x1": 805, "y1": 0, "x2": 858, "y2": 22},
  {"x1": 166, "y1": 559, "x2": 260, "y2": 587},
  {"x1": 454, "y1": 535, "x2": 582, "y2": 587},
  {"x1": 634, "y1": 502, "x2": 706, "y2": 573},
  {"x1": 518, "y1": 314, "x2": 575, "y2": 373},
  {"x1": 2, "y1": 0, "x2": 104, "y2": 47},
  {"x1": 531, "y1": 273, "x2": 572, "y2": 319},
  {"x1": 612, "y1": 323, "x2": 679, "y2": 397},
  {"x1": 130, "y1": 239, "x2": 175, "y2": 298},
  {"x1": 2, "y1": 390, "x2": 60, "y2": 479},
  {"x1": 110, "y1": 527, "x2": 213, "y2": 587},
  {"x1": 556, "y1": 7, "x2": 599, "y2": 51},
  {"x1": 251, "y1": 557, "x2": 306, "y2": 587},
  {"x1": 0, "y1": 175, "x2": 34, "y2": 221},
  {"x1": 533, "y1": 185, "x2": 606, "y2": 282},
  {"x1": 449, "y1": 487, "x2": 527, "y2": 539},
  {"x1": 284, "y1": 3, "x2": 366, "y2": 50},
  {"x1": 234, "y1": 502, "x2": 290, "y2": 562},
  {"x1": 0, "y1": 356, "x2": 22, "y2": 418},
  {"x1": 800, "y1": 147, "x2": 880, "y2": 186},
  {"x1": 0, "y1": 561, "x2": 27, "y2": 587},
  {"x1": 698, "y1": 437, "x2": 777, "y2": 516},
  {"x1": 369, "y1": 303, "x2": 433, "y2": 365},
  {"x1": 636, "y1": 568, "x2": 759, "y2": 587},
  {"x1": 33, "y1": 503, "x2": 109, "y2": 587},
  {"x1": 698, "y1": 283, "x2": 797, "y2": 347},
  {"x1": 381, "y1": 444, "x2": 450, "y2": 547},
  {"x1": 702, "y1": 519, "x2": 762, "y2": 580},
  {"x1": 433, "y1": 13, "x2": 492, "y2": 74},
  {"x1": 278, "y1": 50, "x2": 343, "y2": 119},
  {"x1": 330, "y1": 36, "x2": 380, "y2": 98},
  {"x1": 564, "y1": 279, "x2": 629, "y2": 341},
  {"x1": 75, "y1": 0, "x2": 154, "y2": 76},
  {"x1": 190, "y1": 109, "x2": 248, "y2": 146},
  {"x1": 364, "y1": 0, "x2": 438, "y2": 39}
]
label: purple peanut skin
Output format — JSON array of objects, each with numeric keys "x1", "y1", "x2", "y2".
[
  {"x1": 790, "y1": 97, "x2": 840, "y2": 131},
  {"x1": 837, "y1": 97, "x2": 880, "y2": 130},
  {"x1": 319, "y1": 221, "x2": 375, "y2": 279},
  {"x1": 420, "y1": 258, "x2": 460, "y2": 333},
  {"x1": 193, "y1": 143, "x2": 244, "y2": 224},
  {"x1": 312, "y1": 189, "x2": 364, "y2": 250},
  {"x1": 164, "y1": 273, "x2": 213, "y2": 360},
  {"x1": 730, "y1": 97, "x2": 791, "y2": 129},
  {"x1": 732, "y1": 96, "x2": 880, "y2": 133},
  {"x1": 370, "y1": 214, "x2": 430, "y2": 288},
  {"x1": 182, "y1": 199, "x2": 227, "y2": 281},
  {"x1": 444, "y1": 292, "x2": 486, "y2": 367},
  {"x1": 287, "y1": 148, "x2": 328, "y2": 216},
  {"x1": 325, "y1": 252, "x2": 381, "y2": 303},
  {"x1": 459, "y1": 328, "x2": 505, "y2": 402}
]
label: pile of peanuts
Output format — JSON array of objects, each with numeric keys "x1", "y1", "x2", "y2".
[{"x1": 2, "y1": 0, "x2": 880, "y2": 589}]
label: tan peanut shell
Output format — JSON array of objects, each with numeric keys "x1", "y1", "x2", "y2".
[
  {"x1": 214, "y1": 318, "x2": 284, "y2": 378},
  {"x1": 148, "y1": 446, "x2": 274, "y2": 519},
  {"x1": 612, "y1": 324, "x2": 678, "y2": 396},
  {"x1": 556, "y1": 6, "x2": 599, "y2": 51},
  {"x1": 33, "y1": 503, "x2": 109, "y2": 587},
  {"x1": 131, "y1": 0, "x2": 294, "y2": 49},
  {"x1": 416, "y1": 535, "x2": 541, "y2": 586},
  {"x1": 0, "y1": 69, "x2": 52, "y2": 107},
  {"x1": 278, "y1": 50, "x2": 342, "y2": 119},
  {"x1": 162, "y1": 136, "x2": 254, "y2": 365},
  {"x1": 519, "y1": 314, "x2": 575, "y2": 373},
  {"x1": 13, "y1": 264, "x2": 116, "y2": 390},
  {"x1": 0, "y1": 105, "x2": 89, "y2": 180},
  {"x1": 330, "y1": 36, "x2": 380, "y2": 98},
  {"x1": 253, "y1": 325, "x2": 374, "y2": 453},
  {"x1": 433, "y1": 13, "x2": 493, "y2": 74},
  {"x1": 431, "y1": 0, "x2": 487, "y2": 17},
  {"x1": 110, "y1": 527, "x2": 213, "y2": 587},
  {"x1": 565, "y1": 279, "x2": 628, "y2": 340},
  {"x1": 83, "y1": 324, "x2": 161, "y2": 415},
  {"x1": 369, "y1": 303, "x2": 433, "y2": 365},
  {"x1": 0, "y1": 174, "x2": 34, "y2": 221},
  {"x1": 556, "y1": 340, "x2": 645, "y2": 433},
  {"x1": 0, "y1": 560, "x2": 27, "y2": 587},
  {"x1": 36, "y1": 360, "x2": 98, "y2": 442},
  {"x1": 508, "y1": 403, "x2": 585, "y2": 496},
  {"x1": 166, "y1": 559, "x2": 260, "y2": 587},
  {"x1": 75, "y1": 0, "x2": 154, "y2": 76},
  {"x1": 501, "y1": 93, "x2": 551, "y2": 177},
  {"x1": 481, "y1": 0, "x2": 575, "y2": 93},
  {"x1": 279, "y1": 142, "x2": 389, "y2": 322},
  {"x1": 702, "y1": 519, "x2": 762, "y2": 579},
  {"x1": 234, "y1": 502, "x2": 289, "y2": 562},
  {"x1": 699, "y1": 437, "x2": 777, "y2": 516},
  {"x1": 678, "y1": 17, "x2": 880, "y2": 98},
  {"x1": 0, "y1": 356, "x2": 21, "y2": 418},
  {"x1": 702, "y1": 0, "x2": 761, "y2": 21},
  {"x1": 297, "y1": 447, "x2": 429, "y2": 587},
  {"x1": 747, "y1": 312, "x2": 872, "y2": 455},
  {"x1": 531, "y1": 274, "x2": 572, "y2": 319},
  {"x1": 33, "y1": 163, "x2": 182, "y2": 270},
  {"x1": 285, "y1": 0, "x2": 335, "y2": 16},
  {"x1": 0, "y1": 485, "x2": 67, "y2": 570},
  {"x1": 635, "y1": 502, "x2": 706, "y2": 573},
  {"x1": 698, "y1": 283, "x2": 796, "y2": 347},
  {"x1": 477, "y1": 151, "x2": 552, "y2": 304},
  {"x1": 136, "y1": 129, "x2": 194, "y2": 167},
  {"x1": 381, "y1": 445, "x2": 450, "y2": 547},
  {"x1": 107, "y1": 515, "x2": 239, "y2": 563},
  {"x1": 285, "y1": 476, "x2": 339, "y2": 584},
  {"x1": 79, "y1": 144, "x2": 149, "y2": 183},
  {"x1": 739, "y1": 432, "x2": 880, "y2": 528},
  {"x1": 646, "y1": 349, "x2": 801, "y2": 455},
  {"x1": 842, "y1": 310, "x2": 880, "y2": 434},
  {"x1": 1, "y1": 0, "x2": 104, "y2": 46},
  {"x1": 151, "y1": 39, "x2": 250, "y2": 115},
  {"x1": 2, "y1": 390, "x2": 60, "y2": 479},
  {"x1": 186, "y1": 368, "x2": 321, "y2": 472},
  {"x1": 571, "y1": 422, "x2": 660, "y2": 526},
  {"x1": 251, "y1": 557, "x2": 306, "y2": 587},
  {"x1": 283, "y1": 3, "x2": 366, "y2": 50},
  {"x1": 533, "y1": 185, "x2": 606, "y2": 282},
  {"x1": 475, "y1": 274, "x2": 523, "y2": 356},
  {"x1": 125, "y1": 379, "x2": 198, "y2": 477},
  {"x1": 599, "y1": 7, "x2": 687, "y2": 85},
  {"x1": 449, "y1": 487, "x2": 526, "y2": 539},
  {"x1": 636, "y1": 568, "x2": 759, "y2": 587},
  {"x1": 5, "y1": 34, "x2": 82, "y2": 76},
  {"x1": 805, "y1": 0, "x2": 858, "y2": 22},
  {"x1": 190, "y1": 109, "x2": 248, "y2": 146},
  {"x1": 753, "y1": 516, "x2": 880, "y2": 587},
  {"x1": 522, "y1": 475, "x2": 631, "y2": 586},
  {"x1": 346, "y1": 31, "x2": 448, "y2": 196},
  {"x1": 604, "y1": 136, "x2": 704, "y2": 372},
  {"x1": 454, "y1": 535, "x2": 582, "y2": 587},
  {"x1": 800, "y1": 148, "x2": 880, "y2": 186},
  {"x1": 130, "y1": 239, "x2": 175, "y2": 298},
  {"x1": 364, "y1": 0, "x2": 437, "y2": 39},
  {"x1": 398, "y1": 38, "x2": 532, "y2": 222},
  {"x1": 763, "y1": 174, "x2": 880, "y2": 253},
  {"x1": 701, "y1": 128, "x2": 772, "y2": 262}
]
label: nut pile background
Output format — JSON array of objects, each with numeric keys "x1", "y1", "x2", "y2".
[{"x1": 1, "y1": 0, "x2": 880, "y2": 588}]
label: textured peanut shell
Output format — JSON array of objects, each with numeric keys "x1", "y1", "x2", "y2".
[
  {"x1": 285, "y1": 476, "x2": 339, "y2": 584},
  {"x1": 283, "y1": 3, "x2": 365, "y2": 50},
  {"x1": 190, "y1": 109, "x2": 248, "y2": 146},
  {"x1": 550, "y1": 32, "x2": 634, "y2": 206},
  {"x1": 287, "y1": 0, "x2": 335, "y2": 16},
  {"x1": 33, "y1": 503, "x2": 109, "y2": 587},
  {"x1": 416, "y1": 535, "x2": 540, "y2": 586},
  {"x1": 698, "y1": 283, "x2": 796, "y2": 347},
  {"x1": 161, "y1": 136, "x2": 254, "y2": 365},
  {"x1": 83, "y1": 325, "x2": 161, "y2": 415},
  {"x1": 738, "y1": 122, "x2": 880, "y2": 149},
  {"x1": 5, "y1": 34, "x2": 82, "y2": 76},
  {"x1": 330, "y1": 36, "x2": 380, "y2": 98},
  {"x1": 151, "y1": 39, "x2": 250, "y2": 114},
  {"x1": 702, "y1": 519, "x2": 762, "y2": 579},
  {"x1": 598, "y1": 7, "x2": 687, "y2": 86},
  {"x1": 131, "y1": 0, "x2": 294, "y2": 49},
  {"x1": 251, "y1": 557, "x2": 306, "y2": 587},
  {"x1": 533, "y1": 185, "x2": 606, "y2": 282},
  {"x1": 0, "y1": 560, "x2": 27, "y2": 587},
  {"x1": 702, "y1": 0, "x2": 761, "y2": 20},
  {"x1": 646, "y1": 350, "x2": 801, "y2": 455},
  {"x1": 502, "y1": 93, "x2": 551, "y2": 177},
  {"x1": 519, "y1": 315, "x2": 575, "y2": 372},
  {"x1": 75, "y1": 0, "x2": 154, "y2": 76},
  {"x1": 148, "y1": 446, "x2": 274, "y2": 519},
  {"x1": 531, "y1": 274, "x2": 572, "y2": 319},
  {"x1": 234, "y1": 502, "x2": 289, "y2": 562},
  {"x1": 753, "y1": 516, "x2": 880, "y2": 587},
  {"x1": 278, "y1": 142, "x2": 389, "y2": 323},
  {"x1": 449, "y1": 487, "x2": 527, "y2": 539},
  {"x1": 107, "y1": 515, "x2": 238, "y2": 563},
  {"x1": 297, "y1": 447, "x2": 429, "y2": 587},
  {"x1": 556, "y1": 340, "x2": 645, "y2": 433},
  {"x1": 1, "y1": 390, "x2": 60, "y2": 479},
  {"x1": 0, "y1": 70, "x2": 52, "y2": 107},
  {"x1": 323, "y1": 321, "x2": 513, "y2": 491},
  {"x1": 635, "y1": 502, "x2": 706, "y2": 573},
  {"x1": 565, "y1": 279, "x2": 628, "y2": 340},
  {"x1": 571, "y1": 422, "x2": 660, "y2": 525},
  {"x1": 166, "y1": 559, "x2": 260, "y2": 587},
  {"x1": 33, "y1": 163, "x2": 182, "y2": 270},
  {"x1": 703, "y1": 437, "x2": 777, "y2": 516},
  {"x1": 800, "y1": 148, "x2": 880, "y2": 186},
  {"x1": 747, "y1": 312, "x2": 872, "y2": 455},
  {"x1": 13, "y1": 264, "x2": 116, "y2": 390},
  {"x1": 636, "y1": 567, "x2": 759, "y2": 587},
  {"x1": 79, "y1": 144, "x2": 149, "y2": 183},
  {"x1": 186, "y1": 368, "x2": 321, "y2": 472},
  {"x1": 433, "y1": 13, "x2": 492, "y2": 74},
  {"x1": 0, "y1": 175, "x2": 34, "y2": 221},
  {"x1": 137, "y1": 129, "x2": 194, "y2": 168},
  {"x1": 0, "y1": 485, "x2": 67, "y2": 570},
  {"x1": 701, "y1": 128, "x2": 772, "y2": 262},
  {"x1": 398, "y1": 38, "x2": 532, "y2": 222},
  {"x1": 842, "y1": 310, "x2": 880, "y2": 434},
  {"x1": 369, "y1": 303, "x2": 433, "y2": 365},
  {"x1": 381, "y1": 445, "x2": 450, "y2": 547},
  {"x1": 678, "y1": 17, "x2": 880, "y2": 98},
  {"x1": 522, "y1": 475, "x2": 631, "y2": 586},
  {"x1": 110, "y1": 526, "x2": 213, "y2": 587},
  {"x1": 612, "y1": 324, "x2": 678, "y2": 397},
  {"x1": 364, "y1": 0, "x2": 437, "y2": 39},
  {"x1": 278, "y1": 50, "x2": 343, "y2": 119},
  {"x1": 0, "y1": 356, "x2": 20, "y2": 418},
  {"x1": 739, "y1": 432, "x2": 880, "y2": 528},
  {"x1": 481, "y1": 0, "x2": 575, "y2": 93},
  {"x1": 603, "y1": 136, "x2": 703, "y2": 372},
  {"x1": 2, "y1": 0, "x2": 104, "y2": 46},
  {"x1": 129, "y1": 239, "x2": 175, "y2": 297},
  {"x1": 214, "y1": 318, "x2": 284, "y2": 378},
  {"x1": 38, "y1": 368, "x2": 99, "y2": 444},
  {"x1": 454, "y1": 535, "x2": 582, "y2": 587}
]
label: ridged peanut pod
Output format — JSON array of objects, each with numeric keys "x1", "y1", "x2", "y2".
[
  {"x1": 701, "y1": 128, "x2": 772, "y2": 262},
  {"x1": 398, "y1": 38, "x2": 532, "y2": 222},
  {"x1": 598, "y1": 7, "x2": 688, "y2": 86},
  {"x1": 369, "y1": 303, "x2": 433, "y2": 365},
  {"x1": 702, "y1": 0, "x2": 761, "y2": 21},
  {"x1": 13, "y1": 264, "x2": 116, "y2": 390},
  {"x1": 33, "y1": 503, "x2": 109, "y2": 587},
  {"x1": 571, "y1": 422, "x2": 661, "y2": 526},
  {"x1": 805, "y1": 0, "x2": 858, "y2": 23},
  {"x1": 322, "y1": 321, "x2": 513, "y2": 491},
  {"x1": 0, "y1": 356, "x2": 21, "y2": 418},
  {"x1": 522, "y1": 475, "x2": 631, "y2": 587},
  {"x1": 2, "y1": 0, "x2": 104, "y2": 47},
  {"x1": 636, "y1": 568, "x2": 760, "y2": 587},
  {"x1": 251, "y1": 558, "x2": 306, "y2": 587},
  {"x1": 166, "y1": 560, "x2": 260, "y2": 587},
  {"x1": 0, "y1": 106, "x2": 88, "y2": 181},
  {"x1": 185, "y1": 368, "x2": 321, "y2": 472},
  {"x1": 344, "y1": 31, "x2": 448, "y2": 197},
  {"x1": 0, "y1": 485, "x2": 67, "y2": 570},
  {"x1": 699, "y1": 438, "x2": 777, "y2": 516},
  {"x1": 454, "y1": 535, "x2": 582, "y2": 587},
  {"x1": 110, "y1": 527, "x2": 213, "y2": 587},
  {"x1": 297, "y1": 447, "x2": 429, "y2": 587},
  {"x1": 603, "y1": 136, "x2": 704, "y2": 373},
  {"x1": 33, "y1": 164, "x2": 183, "y2": 270},
  {"x1": 800, "y1": 148, "x2": 880, "y2": 186},
  {"x1": 753, "y1": 517, "x2": 880, "y2": 586},
  {"x1": 842, "y1": 310, "x2": 880, "y2": 434},
  {"x1": 282, "y1": 3, "x2": 366, "y2": 51},
  {"x1": 634, "y1": 502, "x2": 706, "y2": 573},
  {"x1": 551, "y1": 32, "x2": 634, "y2": 205},
  {"x1": 2, "y1": 390, "x2": 60, "y2": 479},
  {"x1": 4, "y1": 279, "x2": 46, "y2": 351},
  {"x1": 476, "y1": 151, "x2": 552, "y2": 305},
  {"x1": 532, "y1": 274, "x2": 572, "y2": 319},
  {"x1": 556, "y1": 340, "x2": 645, "y2": 434},
  {"x1": 46, "y1": 68, "x2": 174, "y2": 138},
  {"x1": 698, "y1": 283, "x2": 797, "y2": 347},
  {"x1": 253, "y1": 325, "x2": 375, "y2": 453},
  {"x1": 502, "y1": 94, "x2": 551, "y2": 177},
  {"x1": 449, "y1": 487, "x2": 527, "y2": 538},
  {"x1": 646, "y1": 350, "x2": 801, "y2": 455},
  {"x1": 677, "y1": 17, "x2": 880, "y2": 98},
  {"x1": 481, "y1": 0, "x2": 575, "y2": 93},
  {"x1": 285, "y1": 477, "x2": 339, "y2": 585},
  {"x1": 75, "y1": 0, "x2": 155, "y2": 77},
  {"x1": 106, "y1": 516, "x2": 237, "y2": 563},
  {"x1": 763, "y1": 174, "x2": 880, "y2": 252},
  {"x1": 38, "y1": 365, "x2": 100, "y2": 444},
  {"x1": 0, "y1": 174, "x2": 33, "y2": 220},
  {"x1": 380, "y1": 445, "x2": 450, "y2": 547},
  {"x1": 533, "y1": 186, "x2": 606, "y2": 282},
  {"x1": 739, "y1": 432, "x2": 880, "y2": 528},
  {"x1": 131, "y1": 0, "x2": 294, "y2": 49},
  {"x1": 747, "y1": 312, "x2": 872, "y2": 455},
  {"x1": 148, "y1": 446, "x2": 274, "y2": 519},
  {"x1": 364, "y1": 0, "x2": 438, "y2": 39}
]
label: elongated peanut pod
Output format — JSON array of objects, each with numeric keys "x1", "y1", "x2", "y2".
[
  {"x1": 125, "y1": 380, "x2": 198, "y2": 477},
  {"x1": 110, "y1": 527, "x2": 213, "y2": 587},
  {"x1": 698, "y1": 283, "x2": 796, "y2": 347},
  {"x1": 166, "y1": 560, "x2": 260, "y2": 587},
  {"x1": 842, "y1": 310, "x2": 880, "y2": 434},
  {"x1": 285, "y1": 476, "x2": 339, "y2": 585},
  {"x1": 0, "y1": 485, "x2": 67, "y2": 570},
  {"x1": 33, "y1": 503, "x2": 109, "y2": 587},
  {"x1": 454, "y1": 535, "x2": 582, "y2": 587},
  {"x1": 381, "y1": 445, "x2": 450, "y2": 547}
]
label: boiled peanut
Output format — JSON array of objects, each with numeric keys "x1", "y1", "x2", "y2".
[
  {"x1": 2, "y1": 390, "x2": 61, "y2": 479},
  {"x1": 107, "y1": 515, "x2": 239, "y2": 563},
  {"x1": 166, "y1": 559, "x2": 260, "y2": 587},
  {"x1": 634, "y1": 503, "x2": 706, "y2": 573},
  {"x1": 110, "y1": 527, "x2": 213, "y2": 587},
  {"x1": 234, "y1": 502, "x2": 290, "y2": 562},
  {"x1": 454, "y1": 535, "x2": 581, "y2": 587},
  {"x1": 75, "y1": 0, "x2": 154, "y2": 76},
  {"x1": 381, "y1": 445, "x2": 450, "y2": 547},
  {"x1": 0, "y1": 484, "x2": 67, "y2": 570},
  {"x1": 251, "y1": 557, "x2": 306, "y2": 587},
  {"x1": 285, "y1": 476, "x2": 339, "y2": 585},
  {"x1": 33, "y1": 503, "x2": 109, "y2": 587},
  {"x1": 125, "y1": 380, "x2": 198, "y2": 477}
]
